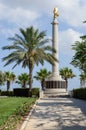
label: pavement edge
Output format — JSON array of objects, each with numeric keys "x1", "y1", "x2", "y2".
[{"x1": 20, "y1": 99, "x2": 39, "y2": 130}]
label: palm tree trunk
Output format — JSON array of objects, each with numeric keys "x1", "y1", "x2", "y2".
[
  {"x1": 22, "y1": 81, "x2": 26, "y2": 88},
  {"x1": 41, "y1": 81, "x2": 43, "y2": 90},
  {"x1": 41, "y1": 79, "x2": 46, "y2": 90},
  {"x1": 65, "y1": 78, "x2": 68, "y2": 91},
  {"x1": 24, "y1": 81, "x2": 26, "y2": 88},
  {"x1": 7, "y1": 81, "x2": 10, "y2": 92},
  {"x1": 29, "y1": 61, "x2": 33, "y2": 91}
]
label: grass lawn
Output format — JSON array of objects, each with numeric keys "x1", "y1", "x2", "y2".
[{"x1": 0, "y1": 97, "x2": 36, "y2": 128}]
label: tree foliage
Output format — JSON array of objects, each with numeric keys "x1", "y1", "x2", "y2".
[
  {"x1": 79, "y1": 72, "x2": 86, "y2": 88},
  {"x1": 2, "y1": 26, "x2": 57, "y2": 90},
  {"x1": 34, "y1": 68, "x2": 51, "y2": 90},
  {"x1": 71, "y1": 34, "x2": 86, "y2": 72},
  {"x1": 4, "y1": 71, "x2": 16, "y2": 91},
  {"x1": 60, "y1": 67, "x2": 75, "y2": 90},
  {"x1": 16, "y1": 73, "x2": 29, "y2": 88},
  {"x1": 0, "y1": 71, "x2": 5, "y2": 86}
]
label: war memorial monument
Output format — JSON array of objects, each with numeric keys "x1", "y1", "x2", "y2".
[{"x1": 45, "y1": 7, "x2": 66, "y2": 96}]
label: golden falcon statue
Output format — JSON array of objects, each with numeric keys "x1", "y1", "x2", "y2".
[{"x1": 53, "y1": 7, "x2": 59, "y2": 19}]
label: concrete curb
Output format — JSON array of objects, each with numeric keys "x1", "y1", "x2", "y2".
[{"x1": 20, "y1": 99, "x2": 39, "y2": 130}]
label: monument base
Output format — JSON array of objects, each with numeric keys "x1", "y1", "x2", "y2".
[
  {"x1": 44, "y1": 73, "x2": 67, "y2": 97},
  {"x1": 46, "y1": 73, "x2": 66, "y2": 89},
  {"x1": 44, "y1": 89, "x2": 68, "y2": 97}
]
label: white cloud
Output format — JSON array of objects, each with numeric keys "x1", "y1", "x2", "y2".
[
  {"x1": 58, "y1": 0, "x2": 86, "y2": 27},
  {"x1": 0, "y1": 0, "x2": 86, "y2": 43},
  {"x1": 0, "y1": 0, "x2": 85, "y2": 47},
  {"x1": 59, "y1": 28, "x2": 82, "y2": 54},
  {"x1": 0, "y1": 25, "x2": 18, "y2": 38},
  {"x1": 0, "y1": 3, "x2": 39, "y2": 27},
  {"x1": 0, "y1": 0, "x2": 86, "y2": 27}
]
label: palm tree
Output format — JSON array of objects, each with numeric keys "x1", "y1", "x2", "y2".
[
  {"x1": 2, "y1": 26, "x2": 57, "y2": 90},
  {"x1": 0, "y1": 71, "x2": 5, "y2": 86},
  {"x1": 16, "y1": 73, "x2": 29, "y2": 88},
  {"x1": 34, "y1": 68, "x2": 51, "y2": 90},
  {"x1": 80, "y1": 72, "x2": 86, "y2": 88},
  {"x1": 71, "y1": 37, "x2": 86, "y2": 72},
  {"x1": 60, "y1": 67, "x2": 75, "y2": 91},
  {"x1": 4, "y1": 71, "x2": 16, "y2": 92}
]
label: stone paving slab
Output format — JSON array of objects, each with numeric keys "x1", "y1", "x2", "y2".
[{"x1": 24, "y1": 98, "x2": 86, "y2": 130}]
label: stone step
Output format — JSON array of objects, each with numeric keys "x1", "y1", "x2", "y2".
[
  {"x1": 40, "y1": 89, "x2": 69, "y2": 98},
  {"x1": 44, "y1": 92, "x2": 69, "y2": 98},
  {"x1": 44, "y1": 88, "x2": 67, "y2": 94},
  {"x1": 44, "y1": 89, "x2": 69, "y2": 98}
]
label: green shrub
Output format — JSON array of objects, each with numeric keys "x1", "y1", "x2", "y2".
[
  {"x1": 0, "y1": 90, "x2": 1, "y2": 96},
  {"x1": 73, "y1": 88, "x2": 86, "y2": 100},
  {"x1": 13, "y1": 88, "x2": 39, "y2": 97},
  {"x1": 1, "y1": 91, "x2": 14, "y2": 96},
  {"x1": 32, "y1": 88, "x2": 39, "y2": 98},
  {"x1": 1, "y1": 91, "x2": 7, "y2": 96},
  {"x1": 13, "y1": 88, "x2": 30, "y2": 97}
]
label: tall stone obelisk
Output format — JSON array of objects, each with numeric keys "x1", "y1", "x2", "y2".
[
  {"x1": 51, "y1": 7, "x2": 61, "y2": 80},
  {"x1": 45, "y1": 7, "x2": 66, "y2": 94}
]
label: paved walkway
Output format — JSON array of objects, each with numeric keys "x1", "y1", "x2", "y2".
[{"x1": 24, "y1": 97, "x2": 86, "y2": 130}]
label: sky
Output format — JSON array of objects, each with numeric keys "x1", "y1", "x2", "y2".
[{"x1": 0, "y1": 0, "x2": 86, "y2": 91}]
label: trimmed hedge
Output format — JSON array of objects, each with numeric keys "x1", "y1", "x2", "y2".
[
  {"x1": 73, "y1": 88, "x2": 86, "y2": 100},
  {"x1": 14, "y1": 88, "x2": 30, "y2": 97},
  {"x1": 0, "y1": 90, "x2": 1, "y2": 96},
  {"x1": 32, "y1": 88, "x2": 39, "y2": 97},
  {"x1": 0, "y1": 88, "x2": 39, "y2": 97},
  {"x1": 1, "y1": 91, "x2": 14, "y2": 96},
  {"x1": 13, "y1": 88, "x2": 39, "y2": 97}
]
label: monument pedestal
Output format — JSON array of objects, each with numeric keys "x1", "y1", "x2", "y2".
[
  {"x1": 45, "y1": 73, "x2": 67, "y2": 97},
  {"x1": 46, "y1": 72, "x2": 66, "y2": 88},
  {"x1": 45, "y1": 80, "x2": 67, "y2": 96}
]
